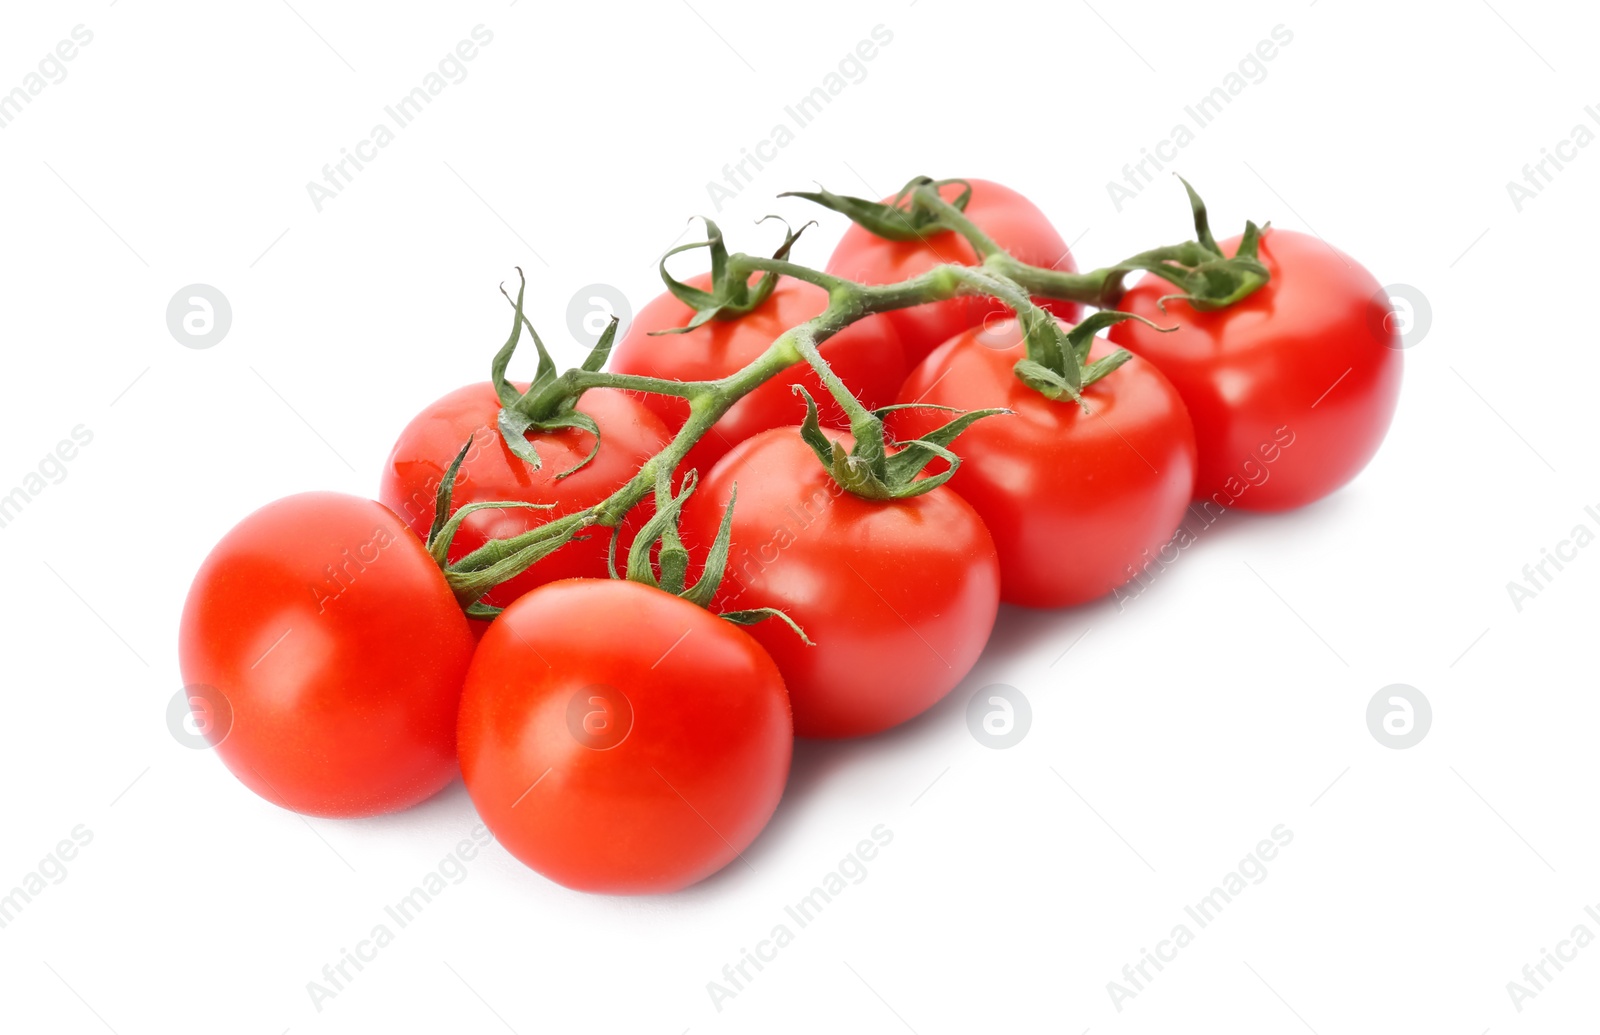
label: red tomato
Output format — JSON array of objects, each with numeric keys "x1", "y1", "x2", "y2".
[
  {"x1": 379, "y1": 384, "x2": 670, "y2": 607},
  {"x1": 178, "y1": 493, "x2": 475, "y2": 818},
  {"x1": 892, "y1": 322, "x2": 1197, "y2": 608},
  {"x1": 1109, "y1": 228, "x2": 1403, "y2": 511},
  {"x1": 680, "y1": 428, "x2": 1000, "y2": 739},
  {"x1": 610, "y1": 274, "x2": 906, "y2": 476},
  {"x1": 824, "y1": 179, "x2": 1081, "y2": 365},
  {"x1": 458, "y1": 578, "x2": 792, "y2": 894}
]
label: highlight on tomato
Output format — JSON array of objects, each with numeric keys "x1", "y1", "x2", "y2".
[{"x1": 892, "y1": 312, "x2": 1197, "y2": 609}]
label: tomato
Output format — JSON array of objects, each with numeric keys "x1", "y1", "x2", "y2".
[
  {"x1": 379, "y1": 384, "x2": 670, "y2": 607},
  {"x1": 610, "y1": 274, "x2": 906, "y2": 476},
  {"x1": 1109, "y1": 228, "x2": 1403, "y2": 511},
  {"x1": 680, "y1": 428, "x2": 1000, "y2": 739},
  {"x1": 824, "y1": 179, "x2": 1081, "y2": 365},
  {"x1": 457, "y1": 578, "x2": 791, "y2": 894},
  {"x1": 892, "y1": 321, "x2": 1197, "y2": 608},
  {"x1": 178, "y1": 493, "x2": 475, "y2": 818}
]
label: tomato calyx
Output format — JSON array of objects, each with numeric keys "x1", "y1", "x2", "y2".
[
  {"x1": 780, "y1": 175, "x2": 973, "y2": 243},
  {"x1": 614, "y1": 467, "x2": 812, "y2": 643},
  {"x1": 1011, "y1": 310, "x2": 1172, "y2": 408},
  {"x1": 486, "y1": 269, "x2": 619, "y2": 479},
  {"x1": 1104, "y1": 178, "x2": 1272, "y2": 313},
  {"x1": 654, "y1": 216, "x2": 811, "y2": 333},
  {"x1": 792, "y1": 385, "x2": 1005, "y2": 501}
]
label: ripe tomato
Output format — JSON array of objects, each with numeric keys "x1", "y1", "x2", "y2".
[
  {"x1": 892, "y1": 321, "x2": 1197, "y2": 608},
  {"x1": 824, "y1": 179, "x2": 1081, "y2": 364},
  {"x1": 379, "y1": 384, "x2": 670, "y2": 607},
  {"x1": 680, "y1": 428, "x2": 1000, "y2": 739},
  {"x1": 1109, "y1": 228, "x2": 1403, "y2": 511},
  {"x1": 609, "y1": 274, "x2": 906, "y2": 476},
  {"x1": 457, "y1": 578, "x2": 791, "y2": 894},
  {"x1": 178, "y1": 493, "x2": 475, "y2": 818}
]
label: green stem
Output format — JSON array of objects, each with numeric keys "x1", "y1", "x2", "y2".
[{"x1": 444, "y1": 196, "x2": 1267, "y2": 608}]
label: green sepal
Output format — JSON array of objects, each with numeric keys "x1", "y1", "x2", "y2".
[
  {"x1": 1013, "y1": 358, "x2": 1081, "y2": 404},
  {"x1": 1013, "y1": 310, "x2": 1171, "y2": 405},
  {"x1": 779, "y1": 175, "x2": 971, "y2": 242},
  {"x1": 1116, "y1": 179, "x2": 1271, "y2": 313},
  {"x1": 1018, "y1": 307, "x2": 1080, "y2": 395},
  {"x1": 491, "y1": 270, "x2": 558, "y2": 407},
  {"x1": 881, "y1": 407, "x2": 1010, "y2": 497},
  {"x1": 1181, "y1": 176, "x2": 1222, "y2": 255},
  {"x1": 536, "y1": 409, "x2": 603, "y2": 480},
  {"x1": 423, "y1": 435, "x2": 555, "y2": 566},
  {"x1": 720, "y1": 607, "x2": 813, "y2": 646},
  {"x1": 682, "y1": 484, "x2": 738, "y2": 609},
  {"x1": 580, "y1": 316, "x2": 619, "y2": 372},
  {"x1": 497, "y1": 407, "x2": 544, "y2": 470},
  {"x1": 1081, "y1": 348, "x2": 1135, "y2": 388},
  {"x1": 488, "y1": 275, "x2": 617, "y2": 480},
  {"x1": 425, "y1": 439, "x2": 474, "y2": 551},
  {"x1": 464, "y1": 601, "x2": 503, "y2": 621},
  {"x1": 793, "y1": 386, "x2": 1005, "y2": 500},
  {"x1": 654, "y1": 217, "x2": 809, "y2": 334}
]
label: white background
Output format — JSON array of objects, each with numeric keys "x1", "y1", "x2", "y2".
[{"x1": 1, "y1": 1, "x2": 1596, "y2": 1032}]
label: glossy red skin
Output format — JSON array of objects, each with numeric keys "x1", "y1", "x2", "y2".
[
  {"x1": 178, "y1": 493, "x2": 475, "y2": 818},
  {"x1": 379, "y1": 384, "x2": 670, "y2": 608},
  {"x1": 1109, "y1": 229, "x2": 1403, "y2": 511},
  {"x1": 458, "y1": 579, "x2": 792, "y2": 894},
  {"x1": 610, "y1": 274, "x2": 906, "y2": 476},
  {"x1": 893, "y1": 323, "x2": 1197, "y2": 608},
  {"x1": 824, "y1": 179, "x2": 1082, "y2": 365},
  {"x1": 681, "y1": 429, "x2": 1001, "y2": 739}
]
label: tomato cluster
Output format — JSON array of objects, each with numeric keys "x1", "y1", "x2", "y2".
[{"x1": 178, "y1": 177, "x2": 1401, "y2": 895}]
